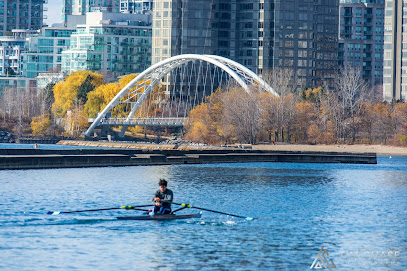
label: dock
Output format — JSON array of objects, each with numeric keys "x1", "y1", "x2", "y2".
[{"x1": 0, "y1": 148, "x2": 377, "y2": 170}]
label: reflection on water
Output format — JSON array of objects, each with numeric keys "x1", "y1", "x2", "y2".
[{"x1": 0, "y1": 156, "x2": 406, "y2": 270}]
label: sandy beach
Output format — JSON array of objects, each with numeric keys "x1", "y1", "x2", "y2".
[
  {"x1": 252, "y1": 144, "x2": 407, "y2": 156},
  {"x1": 58, "y1": 140, "x2": 407, "y2": 156}
]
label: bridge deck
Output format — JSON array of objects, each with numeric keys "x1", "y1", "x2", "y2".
[{"x1": 88, "y1": 117, "x2": 186, "y2": 127}]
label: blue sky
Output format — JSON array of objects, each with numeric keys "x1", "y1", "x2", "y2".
[{"x1": 45, "y1": 0, "x2": 63, "y2": 25}]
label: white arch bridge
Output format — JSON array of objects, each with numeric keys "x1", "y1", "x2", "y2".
[{"x1": 85, "y1": 54, "x2": 278, "y2": 138}]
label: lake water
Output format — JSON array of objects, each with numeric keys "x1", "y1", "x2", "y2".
[{"x1": 0, "y1": 156, "x2": 406, "y2": 270}]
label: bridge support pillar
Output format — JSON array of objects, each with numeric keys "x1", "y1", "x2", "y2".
[
  {"x1": 86, "y1": 124, "x2": 110, "y2": 139},
  {"x1": 118, "y1": 125, "x2": 128, "y2": 138}
]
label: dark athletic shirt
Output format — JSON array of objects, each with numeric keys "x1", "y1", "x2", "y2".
[{"x1": 153, "y1": 189, "x2": 173, "y2": 208}]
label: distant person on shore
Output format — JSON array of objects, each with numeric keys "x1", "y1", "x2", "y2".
[{"x1": 153, "y1": 179, "x2": 173, "y2": 214}]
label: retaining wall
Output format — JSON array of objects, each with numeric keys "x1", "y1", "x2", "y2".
[{"x1": 0, "y1": 148, "x2": 377, "y2": 170}]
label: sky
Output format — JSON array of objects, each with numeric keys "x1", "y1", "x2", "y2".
[{"x1": 44, "y1": 0, "x2": 63, "y2": 26}]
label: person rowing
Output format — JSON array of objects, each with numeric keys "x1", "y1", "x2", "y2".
[{"x1": 153, "y1": 179, "x2": 173, "y2": 214}]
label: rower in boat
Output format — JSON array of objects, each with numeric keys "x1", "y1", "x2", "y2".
[
  {"x1": 47, "y1": 179, "x2": 254, "y2": 220},
  {"x1": 153, "y1": 179, "x2": 173, "y2": 214}
]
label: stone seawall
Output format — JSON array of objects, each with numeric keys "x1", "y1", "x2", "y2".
[{"x1": 0, "y1": 148, "x2": 377, "y2": 170}]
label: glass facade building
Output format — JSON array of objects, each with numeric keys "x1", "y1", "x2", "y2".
[
  {"x1": 23, "y1": 27, "x2": 75, "y2": 78},
  {"x1": 0, "y1": 0, "x2": 44, "y2": 36},
  {"x1": 0, "y1": 30, "x2": 30, "y2": 76},
  {"x1": 152, "y1": 0, "x2": 339, "y2": 89},
  {"x1": 63, "y1": 0, "x2": 121, "y2": 24},
  {"x1": 383, "y1": 0, "x2": 406, "y2": 102},
  {"x1": 338, "y1": 0, "x2": 384, "y2": 87},
  {"x1": 61, "y1": 12, "x2": 152, "y2": 77},
  {"x1": 120, "y1": 0, "x2": 153, "y2": 14}
]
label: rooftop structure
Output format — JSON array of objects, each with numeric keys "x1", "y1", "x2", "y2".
[
  {"x1": 63, "y1": 0, "x2": 121, "y2": 24},
  {"x1": 120, "y1": 0, "x2": 153, "y2": 14}
]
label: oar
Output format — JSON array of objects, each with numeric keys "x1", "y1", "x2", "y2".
[
  {"x1": 47, "y1": 204, "x2": 153, "y2": 215},
  {"x1": 172, "y1": 202, "x2": 255, "y2": 220}
]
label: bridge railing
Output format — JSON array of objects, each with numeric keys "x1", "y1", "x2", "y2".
[{"x1": 88, "y1": 117, "x2": 187, "y2": 127}]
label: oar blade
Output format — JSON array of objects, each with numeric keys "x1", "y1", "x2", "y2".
[{"x1": 47, "y1": 211, "x2": 61, "y2": 215}]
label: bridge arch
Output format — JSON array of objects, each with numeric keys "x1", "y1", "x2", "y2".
[{"x1": 85, "y1": 54, "x2": 278, "y2": 137}]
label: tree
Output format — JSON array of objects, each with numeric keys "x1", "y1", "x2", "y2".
[
  {"x1": 77, "y1": 75, "x2": 94, "y2": 103},
  {"x1": 357, "y1": 101, "x2": 375, "y2": 143},
  {"x1": 222, "y1": 87, "x2": 263, "y2": 144},
  {"x1": 85, "y1": 74, "x2": 139, "y2": 118},
  {"x1": 31, "y1": 114, "x2": 51, "y2": 136},
  {"x1": 291, "y1": 101, "x2": 319, "y2": 143},
  {"x1": 185, "y1": 103, "x2": 211, "y2": 143},
  {"x1": 371, "y1": 103, "x2": 394, "y2": 144},
  {"x1": 307, "y1": 124, "x2": 321, "y2": 144},
  {"x1": 319, "y1": 80, "x2": 344, "y2": 143},
  {"x1": 393, "y1": 102, "x2": 407, "y2": 146},
  {"x1": 52, "y1": 70, "x2": 104, "y2": 118},
  {"x1": 64, "y1": 103, "x2": 89, "y2": 138},
  {"x1": 37, "y1": 83, "x2": 55, "y2": 116},
  {"x1": 50, "y1": 71, "x2": 103, "y2": 137},
  {"x1": 85, "y1": 82, "x2": 120, "y2": 118},
  {"x1": 334, "y1": 64, "x2": 371, "y2": 142},
  {"x1": 184, "y1": 88, "x2": 228, "y2": 144},
  {"x1": 260, "y1": 68, "x2": 298, "y2": 142}
]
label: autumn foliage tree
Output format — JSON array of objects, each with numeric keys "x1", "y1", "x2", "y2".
[
  {"x1": 184, "y1": 64, "x2": 407, "y2": 146},
  {"x1": 52, "y1": 71, "x2": 104, "y2": 118},
  {"x1": 30, "y1": 114, "x2": 51, "y2": 136},
  {"x1": 394, "y1": 103, "x2": 407, "y2": 145},
  {"x1": 50, "y1": 71, "x2": 104, "y2": 137},
  {"x1": 222, "y1": 88, "x2": 263, "y2": 144},
  {"x1": 85, "y1": 74, "x2": 138, "y2": 118},
  {"x1": 185, "y1": 89, "x2": 227, "y2": 144}
]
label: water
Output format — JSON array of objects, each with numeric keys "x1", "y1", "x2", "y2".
[{"x1": 1, "y1": 156, "x2": 406, "y2": 270}]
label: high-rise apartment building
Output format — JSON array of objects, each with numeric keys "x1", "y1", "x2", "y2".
[
  {"x1": 0, "y1": 0, "x2": 44, "y2": 36},
  {"x1": 152, "y1": 0, "x2": 339, "y2": 88},
  {"x1": 61, "y1": 12, "x2": 151, "y2": 77},
  {"x1": 0, "y1": 29, "x2": 37, "y2": 93},
  {"x1": 63, "y1": 0, "x2": 121, "y2": 24},
  {"x1": 338, "y1": 0, "x2": 384, "y2": 86},
  {"x1": 120, "y1": 0, "x2": 153, "y2": 14},
  {"x1": 383, "y1": 0, "x2": 405, "y2": 102},
  {"x1": 23, "y1": 27, "x2": 76, "y2": 78},
  {"x1": 0, "y1": 30, "x2": 36, "y2": 77}
]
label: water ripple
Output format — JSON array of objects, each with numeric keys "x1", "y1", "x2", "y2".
[{"x1": 0, "y1": 156, "x2": 406, "y2": 270}]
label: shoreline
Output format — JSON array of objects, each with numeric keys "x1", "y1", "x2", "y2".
[
  {"x1": 0, "y1": 141, "x2": 380, "y2": 169},
  {"x1": 57, "y1": 140, "x2": 407, "y2": 156},
  {"x1": 252, "y1": 144, "x2": 407, "y2": 156}
]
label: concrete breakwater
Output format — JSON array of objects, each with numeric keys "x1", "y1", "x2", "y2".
[{"x1": 0, "y1": 147, "x2": 377, "y2": 170}]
